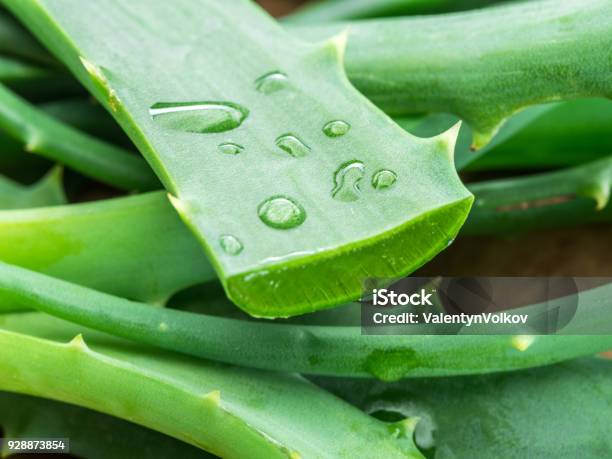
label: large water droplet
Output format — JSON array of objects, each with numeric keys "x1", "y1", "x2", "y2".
[
  {"x1": 323, "y1": 120, "x2": 350, "y2": 138},
  {"x1": 219, "y1": 234, "x2": 243, "y2": 255},
  {"x1": 149, "y1": 101, "x2": 248, "y2": 134},
  {"x1": 275, "y1": 134, "x2": 310, "y2": 158},
  {"x1": 255, "y1": 71, "x2": 289, "y2": 94},
  {"x1": 332, "y1": 161, "x2": 365, "y2": 202},
  {"x1": 258, "y1": 196, "x2": 306, "y2": 230},
  {"x1": 372, "y1": 169, "x2": 398, "y2": 190},
  {"x1": 218, "y1": 142, "x2": 244, "y2": 155}
]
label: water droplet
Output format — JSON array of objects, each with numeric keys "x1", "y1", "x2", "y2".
[
  {"x1": 218, "y1": 142, "x2": 244, "y2": 155},
  {"x1": 332, "y1": 161, "x2": 365, "y2": 202},
  {"x1": 220, "y1": 234, "x2": 243, "y2": 255},
  {"x1": 323, "y1": 120, "x2": 350, "y2": 137},
  {"x1": 258, "y1": 196, "x2": 306, "y2": 230},
  {"x1": 255, "y1": 71, "x2": 289, "y2": 94},
  {"x1": 149, "y1": 101, "x2": 248, "y2": 134},
  {"x1": 275, "y1": 134, "x2": 310, "y2": 158},
  {"x1": 372, "y1": 169, "x2": 397, "y2": 190}
]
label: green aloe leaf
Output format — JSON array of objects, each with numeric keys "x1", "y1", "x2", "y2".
[
  {"x1": 0, "y1": 391, "x2": 209, "y2": 459},
  {"x1": 1, "y1": 260, "x2": 611, "y2": 380},
  {"x1": 465, "y1": 154, "x2": 612, "y2": 235},
  {"x1": 284, "y1": 0, "x2": 503, "y2": 23},
  {"x1": 0, "y1": 192, "x2": 214, "y2": 305},
  {"x1": 0, "y1": 55, "x2": 51, "y2": 84},
  {"x1": 0, "y1": 82, "x2": 157, "y2": 190},
  {"x1": 0, "y1": 312, "x2": 423, "y2": 459},
  {"x1": 39, "y1": 98, "x2": 131, "y2": 144},
  {"x1": 0, "y1": 166, "x2": 65, "y2": 209},
  {"x1": 313, "y1": 358, "x2": 612, "y2": 458},
  {"x1": 293, "y1": 0, "x2": 612, "y2": 148},
  {"x1": 0, "y1": 9, "x2": 54, "y2": 65},
  {"x1": 404, "y1": 104, "x2": 559, "y2": 171},
  {"x1": 467, "y1": 98, "x2": 612, "y2": 171},
  {"x1": 0, "y1": 55, "x2": 80, "y2": 100},
  {"x1": 6, "y1": 0, "x2": 471, "y2": 317}
]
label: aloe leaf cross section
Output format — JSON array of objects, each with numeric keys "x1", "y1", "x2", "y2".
[{"x1": 7, "y1": 0, "x2": 472, "y2": 317}]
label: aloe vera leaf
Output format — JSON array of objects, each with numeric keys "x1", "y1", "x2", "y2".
[
  {"x1": 0, "y1": 55, "x2": 51, "y2": 83},
  {"x1": 0, "y1": 83, "x2": 157, "y2": 190},
  {"x1": 293, "y1": 0, "x2": 612, "y2": 149},
  {"x1": 284, "y1": 0, "x2": 503, "y2": 23},
  {"x1": 0, "y1": 312, "x2": 423, "y2": 459},
  {"x1": 0, "y1": 192, "x2": 213, "y2": 304},
  {"x1": 39, "y1": 98, "x2": 131, "y2": 144},
  {"x1": 0, "y1": 165, "x2": 65, "y2": 209},
  {"x1": 313, "y1": 358, "x2": 612, "y2": 458},
  {"x1": 464, "y1": 154, "x2": 612, "y2": 235},
  {"x1": 7, "y1": 0, "x2": 472, "y2": 317},
  {"x1": 0, "y1": 97, "x2": 129, "y2": 180},
  {"x1": 405, "y1": 104, "x2": 558, "y2": 171},
  {"x1": 0, "y1": 392, "x2": 210, "y2": 459},
  {"x1": 467, "y1": 98, "x2": 612, "y2": 171},
  {"x1": 2, "y1": 260, "x2": 611, "y2": 380},
  {"x1": 0, "y1": 54, "x2": 81, "y2": 101},
  {"x1": 0, "y1": 9, "x2": 53, "y2": 65}
]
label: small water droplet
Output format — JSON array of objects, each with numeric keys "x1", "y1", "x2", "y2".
[
  {"x1": 220, "y1": 234, "x2": 243, "y2": 255},
  {"x1": 258, "y1": 196, "x2": 306, "y2": 230},
  {"x1": 218, "y1": 142, "x2": 244, "y2": 155},
  {"x1": 332, "y1": 161, "x2": 365, "y2": 202},
  {"x1": 323, "y1": 120, "x2": 350, "y2": 137},
  {"x1": 275, "y1": 134, "x2": 310, "y2": 158},
  {"x1": 149, "y1": 101, "x2": 248, "y2": 134},
  {"x1": 255, "y1": 71, "x2": 289, "y2": 94},
  {"x1": 372, "y1": 169, "x2": 398, "y2": 190}
]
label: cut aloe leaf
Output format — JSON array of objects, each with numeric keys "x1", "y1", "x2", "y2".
[
  {"x1": 0, "y1": 312, "x2": 423, "y2": 459},
  {"x1": 284, "y1": 0, "x2": 504, "y2": 23},
  {"x1": 465, "y1": 154, "x2": 612, "y2": 235},
  {"x1": 0, "y1": 82, "x2": 157, "y2": 190},
  {"x1": 0, "y1": 192, "x2": 213, "y2": 304},
  {"x1": 2, "y1": 260, "x2": 611, "y2": 380},
  {"x1": 0, "y1": 391, "x2": 209, "y2": 459},
  {"x1": 7, "y1": 0, "x2": 472, "y2": 317},
  {"x1": 314, "y1": 358, "x2": 612, "y2": 457},
  {"x1": 293, "y1": 0, "x2": 612, "y2": 148},
  {"x1": 0, "y1": 166, "x2": 65, "y2": 209}
]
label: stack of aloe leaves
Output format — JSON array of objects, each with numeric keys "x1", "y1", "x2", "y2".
[{"x1": 0, "y1": 0, "x2": 611, "y2": 457}]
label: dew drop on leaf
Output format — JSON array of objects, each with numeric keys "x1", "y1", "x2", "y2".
[
  {"x1": 149, "y1": 101, "x2": 248, "y2": 134},
  {"x1": 255, "y1": 71, "x2": 289, "y2": 94},
  {"x1": 372, "y1": 169, "x2": 398, "y2": 190},
  {"x1": 219, "y1": 234, "x2": 243, "y2": 255},
  {"x1": 218, "y1": 142, "x2": 244, "y2": 155},
  {"x1": 258, "y1": 196, "x2": 306, "y2": 230},
  {"x1": 275, "y1": 134, "x2": 310, "y2": 157},
  {"x1": 332, "y1": 160, "x2": 365, "y2": 202},
  {"x1": 323, "y1": 120, "x2": 350, "y2": 137}
]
